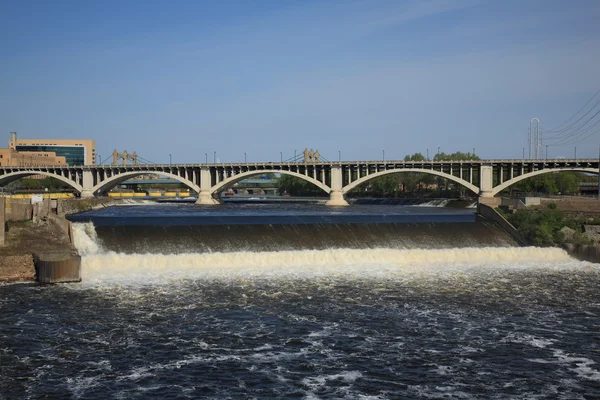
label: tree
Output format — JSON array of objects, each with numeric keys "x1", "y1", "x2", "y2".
[
  {"x1": 555, "y1": 172, "x2": 580, "y2": 194},
  {"x1": 404, "y1": 152, "x2": 426, "y2": 161},
  {"x1": 509, "y1": 172, "x2": 581, "y2": 195},
  {"x1": 434, "y1": 151, "x2": 480, "y2": 161},
  {"x1": 277, "y1": 174, "x2": 325, "y2": 196}
]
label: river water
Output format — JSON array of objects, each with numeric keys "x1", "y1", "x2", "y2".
[{"x1": 1, "y1": 203, "x2": 600, "y2": 399}]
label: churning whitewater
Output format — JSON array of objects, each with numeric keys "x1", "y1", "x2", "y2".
[
  {"x1": 2, "y1": 204, "x2": 600, "y2": 399},
  {"x1": 72, "y1": 221, "x2": 583, "y2": 284}
]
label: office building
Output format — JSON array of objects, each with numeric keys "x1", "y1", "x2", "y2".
[
  {"x1": 0, "y1": 148, "x2": 67, "y2": 167},
  {"x1": 8, "y1": 132, "x2": 96, "y2": 166}
]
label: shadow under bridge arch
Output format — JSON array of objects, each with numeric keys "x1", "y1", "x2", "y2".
[
  {"x1": 341, "y1": 168, "x2": 480, "y2": 195},
  {"x1": 91, "y1": 171, "x2": 201, "y2": 195},
  {"x1": 210, "y1": 170, "x2": 331, "y2": 194},
  {"x1": 491, "y1": 167, "x2": 599, "y2": 196},
  {"x1": 0, "y1": 171, "x2": 83, "y2": 193}
]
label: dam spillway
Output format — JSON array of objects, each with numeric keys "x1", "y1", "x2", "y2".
[{"x1": 67, "y1": 202, "x2": 518, "y2": 255}]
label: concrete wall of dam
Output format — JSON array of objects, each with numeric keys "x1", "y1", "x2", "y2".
[{"x1": 0, "y1": 196, "x2": 88, "y2": 283}]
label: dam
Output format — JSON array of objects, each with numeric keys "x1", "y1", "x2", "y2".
[{"x1": 1, "y1": 202, "x2": 599, "y2": 398}]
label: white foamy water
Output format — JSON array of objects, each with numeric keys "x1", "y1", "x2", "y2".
[
  {"x1": 71, "y1": 222, "x2": 598, "y2": 286},
  {"x1": 72, "y1": 222, "x2": 102, "y2": 255},
  {"x1": 411, "y1": 199, "x2": 450, "y2": 207}
]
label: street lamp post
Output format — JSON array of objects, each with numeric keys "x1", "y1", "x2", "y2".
[
  {"x1": 575, "y1": 147, "x2": 577, "y2": 160},
  {"x1": 546, "y1": 145, "x2": 548, "y2": 160},
  {"x1": 97, "y1": 154, "x2": 101, "y2": 165},
  {"x1": 169, "y1": 154, "x2": 172, "y2": 165},
  {"x1": 214, "y1": 151, "x2": 216, "y2": 164},
  {"x1": 205, "y1": 153, "x2": 208, "y2": 164},
  {"x1": 280, "y1": 152, "x2": 283, "y2": 163},
  {"x1": 338, "y1": 150, "x2": 341, "y2": 162},
  {"x1": 427, "y1": 149, "x2": 429, "y2": 160},
  {"x1": 244, "y1": 152, "x2": 247, "y2": 163},
  {"x1": 382, "y1": 150, "x2": 385, "y2": 162},
  {"x1": 294, "y1": 150, "x2": 297, "y2": 162}
]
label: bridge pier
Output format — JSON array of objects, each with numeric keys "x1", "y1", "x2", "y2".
[
  {"x1": 195, "y1": 190, "x2": 220, "y2": 205},
  {"x1": 80, "y1": 189, "x2": 94, "y2": 199},
  {"x1": 478, "y1": 165, "x2": 499, "y2": 206},
  {"x1": 81, "y1": 171, "x2": 95, "y2": 198},
  {"x1": 195, "y1": 168, "x2": 219, "y2": 205},
  {"x1": 325, "y1": 166, "x2": 349, "y2": 206},
  {"x1": 325, "y1": 190, "x2": 349, "y2": 206}
]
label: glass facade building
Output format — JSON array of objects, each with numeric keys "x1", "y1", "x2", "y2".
[{"x1": 15, "y1": 145, "x2": 85, "y2": 166}]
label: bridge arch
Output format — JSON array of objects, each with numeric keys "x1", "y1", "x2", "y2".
[
  {"x1": 492, "y1": 168, "x2": 599, "y2": 196},
  {"x1": 210, "y1": 170, "x2": 331, "y2": 194},
  {"x1": 342, "y1": 168, "x2": 479, "y2": 195},
  {"x1": 0, "y1": 171, "x2": 83, "y2": 193},
  {"x1": 91, "y1": 171, "x2": 200, "y2": 195}
]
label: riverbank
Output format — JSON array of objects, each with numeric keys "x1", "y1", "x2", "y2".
[
  {"x1": 0, "y1": 197, "x2": 117, "y2": 282},
  {"x1": 500, "y1": 199, "x2": 600, "y2": 263},
  {"x1": 0, "y1": 220, "x2": 75, "y2": 282}
]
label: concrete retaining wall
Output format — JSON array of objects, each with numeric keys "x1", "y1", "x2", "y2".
[
  {"x1": 4, "y1": 198, "x2": 33, "y2": 221},
  {"x1": 57, "y1": 197, "x2": 116, "y2": 217},
  {"x1": 47, "y1": 213, "x2": 74, "y2": 245},
  {"x1": 35, "y1": 255, "x2": 81, "y2": 284},
  {"x1": 478, "y1": 202, "x2": 528, "y2": 246},
  {"x1": 0, "y1": 197, "x2": 5, "y2": 246}
]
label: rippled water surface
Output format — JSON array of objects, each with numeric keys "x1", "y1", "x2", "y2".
[{"x1": 2, "y1": 204, "x2": 600, "y2": 399}]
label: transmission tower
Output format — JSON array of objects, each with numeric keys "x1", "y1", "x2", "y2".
[{"x1": 529, "y1": 118, "x2": 541, "y2": 159}]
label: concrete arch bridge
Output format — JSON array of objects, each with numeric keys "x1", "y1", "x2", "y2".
[{"x1": 0, "y1": 159, "x2": 597, "y2": 206}]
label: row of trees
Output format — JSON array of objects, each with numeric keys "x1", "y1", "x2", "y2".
[
  {"x1": 505, "y1": 172, "x2": 581, "y2": 195},
  {"x1": 354, "y1": 151, "x2": 482, "y2": 197},
  {"x1": 278, "y1": 174, "x2": 324, "y2": 196},
  {"x1": 5, "y1": 177, "x2": 71, "y2": 191},
  {"x1": 278, "y1": 151, "x2": 483, "y2": 197}
]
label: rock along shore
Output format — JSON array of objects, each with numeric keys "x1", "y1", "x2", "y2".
[{"x1": 0, "y1": 197, "x2": 116, "y2": 283}]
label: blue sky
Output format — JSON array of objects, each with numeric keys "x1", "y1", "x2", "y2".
[{"x1": 1, "y1": 0, "x2": 599, "y2": 163}]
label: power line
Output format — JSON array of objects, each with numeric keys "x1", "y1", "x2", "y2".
[
  {"x1": 546, "y1": 107, "x2": 600, "y2": 144},
  {"x1": 544, "y1": 99, "x2": 600, "y2": 138},
  {"x1": 545, "y1": 88, "x2": 600, "y2": 133}
]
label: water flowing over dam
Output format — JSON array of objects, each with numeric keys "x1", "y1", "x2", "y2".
[{"x1": 2, "y1": 203, "x2": 599, "y2": 399}]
